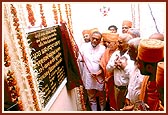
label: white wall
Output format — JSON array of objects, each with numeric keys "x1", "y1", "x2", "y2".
[
  {"x1": 3, "y1": 2, "x2": 166, "y2": 111},
  {"x1": 71, "y1": 2, "x2": 166, "y2": 46}
]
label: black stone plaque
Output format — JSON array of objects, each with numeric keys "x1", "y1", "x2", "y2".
[{"x1": 27, "y1": 25, "x2": 67, "y2": 107}]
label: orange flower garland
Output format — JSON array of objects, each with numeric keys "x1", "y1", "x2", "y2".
[
  {"x1": 52, "y1": 4, "x2": 58, "y2": 24},
  {"x1": 67, "y1": 4, "x2": 73, "y2": 34},
  {"x1": 58, "y1": 4, "x2": 63, "y2": 23},
  {"x1": 65, "y1": 5, "x2": 86, "y2": 110},
  {"x1": 65, "y1": 4, "x2": 70, "y2": 28},
  {"x1": 6, "y1": 70, "x2": 24, "y2": 110},
  {"x1": 65, "y1": 4, "x2": 79, "y2": 59},
  {"x1": 4, "y1": 42, "x2": 11, "y2": 67},
  {"x1": 10, "y1": 4, "x2": 40, "y2": 111},
  {"x1": 26, "y1": 4, "x2": 36, "y2": 26},
  {"x1": 79, "y1": 86, "x2": 87, "y2": 110},
  {"x1": 39, "y1": 4, "x2": 47, "y2": 27}
]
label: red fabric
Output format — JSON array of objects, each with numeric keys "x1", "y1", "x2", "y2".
[
  {"x1": 146, "y1": 81, "x2": 160, "y2": 111},
  {"x1": 140, "y1": 77, "x2": 164, "y2": 111},
  {"x1": 60, "y1": 23, "x2": 83, "y2": 90},
  {"x1": 100, "y1": 48, "x2": 117, "y2": 109}
]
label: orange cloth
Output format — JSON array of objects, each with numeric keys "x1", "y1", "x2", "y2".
[
  {"x1": 122, "y1": 20, "x2": 132, "y2": 28},
  {"x1": 100, "y1": 48, "x2": 117, "y2": 109},
  {"x1": 156, "y1": 62, "x2": 164, "y2": 88},
  {"x1": 138, "y1": 39, "x2": 164, "y2": 62},
  {"x1": 82, "y1": 30, "x2": 90, "y2": 35},
  {"x1": 102, "y1": 32, "x2": 119, "y2": 42},
  {"x1": 89, "y1": 28, "x2": 99, "y2": 35},
  {"x1": 139, "y1": 76, "x2": 149, "y2": 101},
  {"x1": 140, "y1": 78, "x2": 163, "y2": 111}
]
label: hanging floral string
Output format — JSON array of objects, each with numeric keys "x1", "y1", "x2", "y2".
[
  {"x1": 64, "y1": 4, "x2": 78, "y2": 58},
  {"x1": 65, "y1": 4, "x2": 86, "y2": 110},
  {"x1": 10, "y1": 4, "x2": 40, "y2": 111},
  {"x1": 4, "y1": 4, "x2": 32, "y2": 110},
  {"x1": 26, "y1": 4, "x2": 36, "y2": 26},
  {"x1": 6, "y1": 70, "x2": 24, "y2": 110},
  {"x1": 67, "y1": 4, "x2": 73, "y2": 35},
  {"x1": 9, "y1": 5, "x2": 24, "y2": 110},
  {"x1": 58, "y1": 4, "x2": 63, "y2": 23},
  {"x1": 64, "y1": 4, "x2": 74, "y2": 41},
  {"x1": 52, "y1": 4, "x2": 58, "y2": 24},
  {"x1": 4, "y1": 42, "x2": 11, "y2": 67},
  {"x1": 65, "y1": 4, "x2": 71, "y2": 32},
  {"x1": 131, "y1": 4, "x2": 136, "y2": 28},
  {"x1": 79, "y1": 85, "x2": 87, "y2": 110},
  {"x1": 39, "y1": 4, "x2": 47, "y2": 27}
]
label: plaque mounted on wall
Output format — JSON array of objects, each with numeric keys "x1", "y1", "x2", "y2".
[{"x1": 27, "y1": 25, "x2": 67, "y2": 107}]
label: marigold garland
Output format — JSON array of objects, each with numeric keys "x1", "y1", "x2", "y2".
[
  {"x1": 65, "y1": 4, "x2": 79, "y2": 59},
  {"x1": 10, "y1": 4, "x2": 40, "y2": 111},
  {"x1": 65, "y1": 5, "x2": 86, "y2": 110},
  {"x1": 39, "y1": 4, "x2": 47, "y2": 27},
  {"x1": 58, "y1": 4, "x2": 63, "y2": 23},
  {"x1": 52, "y1": 4, "x2": 58, "y2": 24},
  {"x1": 4, "y1": 42, "x2": 11, "y2": 67},
  {"x1": 6, "y1": 70, "x2": 24, "y2": 110},
  {"x1": 26, "y1": 4, "x2": 36, "y2": 26}
]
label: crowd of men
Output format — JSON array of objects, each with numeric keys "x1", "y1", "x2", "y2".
[{"x1": 77, "y1": 20, "x2": 164, "y2": 111}]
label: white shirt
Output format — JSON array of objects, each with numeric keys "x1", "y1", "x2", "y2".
[
  {"x1": 106, "y1": 50, "x2": 134, "y2": 86},
  {"x1": 126, "y1": 64, "x2": 144, "y2": 104},
  {"x1": 78, "y1": 42, "x2": 106, "y2": 91}
]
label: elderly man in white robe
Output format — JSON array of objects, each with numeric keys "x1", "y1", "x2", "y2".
[{"x1": 78, "y1": 31, "x2": 106, "y2": 111}]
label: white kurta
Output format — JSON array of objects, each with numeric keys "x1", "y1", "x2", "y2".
[
  {"x1": 78, "y1": 42, "x2": 106, "y2": 91},
  {"x1": 106, "y1": 50, "x2": 134, "y2": 86},
  {"x1": 126, "y1": 64, "x2": 144, "y2": 104}
]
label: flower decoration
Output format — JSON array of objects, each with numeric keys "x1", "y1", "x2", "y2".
[
  {"x1": 26, "y1": 4, "x2": 36, "y2": 26},
  {"x1": 10, "y1": 4, "x2": 40, "y2": 111},
  {"x1": 100, "y1": 6, "x2": 110, "y2": 16},
  {"x1": 58, "y1": 4, "x2": 63, "y2": 23},
  {"x1": 6, "y1": 70, "x2": 24, "y2": 110},
  {"x1": 52, "y1": 4, "x2": 58, "y2": 24},
  {"x1": 39, "y1": 4, "x2": 47, "y2": 27},
  {"x1": 4, "y1": 42, "x2": 11, "y2": 67}
]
